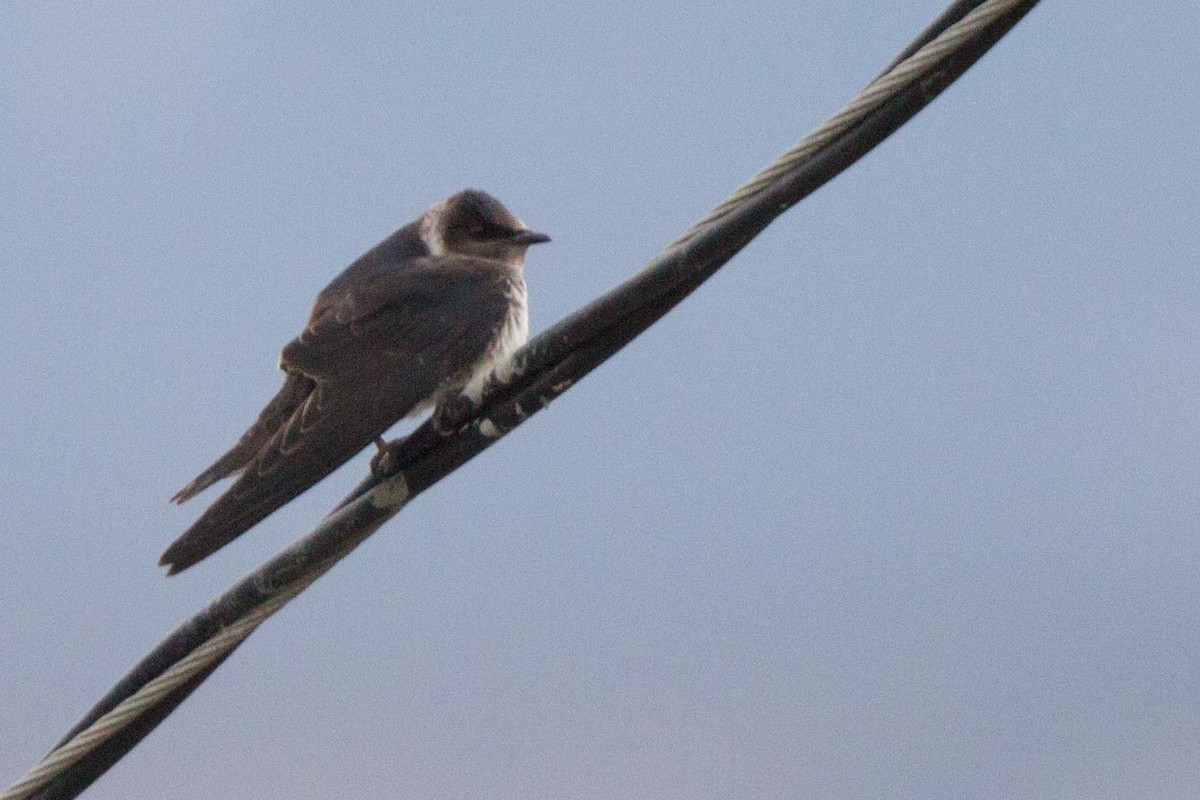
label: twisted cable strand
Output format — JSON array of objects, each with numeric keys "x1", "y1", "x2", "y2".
[
  {"x1": 673, "y1": 0, "x2": 1021, "y2": 248},
  {"x1": 1, "y1": 3, "x2": 1031, "y2": 797},
  {"x1": 1, "y1": 566, "x2": 327, "y2": 800}
]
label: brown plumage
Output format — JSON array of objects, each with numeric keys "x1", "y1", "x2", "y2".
[{"x1": 162, "y1": 190, "x2": 548, "y2": 574}]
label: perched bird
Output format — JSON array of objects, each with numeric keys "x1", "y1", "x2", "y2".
[{"x1": 162, "y1": 189, "x2": 549, "y2": 574}]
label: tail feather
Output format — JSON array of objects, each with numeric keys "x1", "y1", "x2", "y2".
[
  {"x1": 171, "y1": 372, "x2": 314, "y2": 504},
  {"x1": 159, "y1": 427, "x2": 374, "y2": 575},
  {"x1": 161, "y1": 380, "x2": 389, "y2": 575},
  {"x1": 161, "y1": 474, "x2": 320, "y2": 575},
  {"x1": 170, "y1": 446, "x2": 255, "y2": 505}
]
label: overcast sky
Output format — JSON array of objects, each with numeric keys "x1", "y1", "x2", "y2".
[{"x1": 4, "y1": 2, "x2": 1200, "y2": 798}]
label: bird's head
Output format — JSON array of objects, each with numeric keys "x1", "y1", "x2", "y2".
[{"x1": 420, "y1": 189, "x2": 550, "y2": 265}]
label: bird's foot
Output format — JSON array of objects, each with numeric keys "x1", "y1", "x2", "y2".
[
  {"x1": 431, "y1": 394, "x2": 476, "y2": 436},
  {"x1": 371, "y1": 437, "x2": 405, "y2": 477},
  {"x1": 371, "y1": 396, "x2": 477, "y2": 477}
]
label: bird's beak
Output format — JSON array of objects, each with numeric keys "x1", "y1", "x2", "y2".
[{"x1": 509, "y1": 229, "x2": 551, "y2": 245}]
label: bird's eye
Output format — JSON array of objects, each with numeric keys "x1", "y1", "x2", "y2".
[{"x1": 470, "y1": 222, "x2": 510, "y2": 241}]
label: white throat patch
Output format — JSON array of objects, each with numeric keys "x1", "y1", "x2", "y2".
[{"x1": 419, "y1": 199, "x2": 449, "y2": 256}]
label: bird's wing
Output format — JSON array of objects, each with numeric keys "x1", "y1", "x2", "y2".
[
  {"x1": 171, "y1": 224, "x2": 428, "y2": 505},
  {"x1": 170, "y1": 371, "x2": 315, "y2": 504},
  {"x1": 304, "y1": 219, "x2": 426, "y2": 328},
  {"x1": 160, "y1": 258, "x2": 516, "y2": 574}
]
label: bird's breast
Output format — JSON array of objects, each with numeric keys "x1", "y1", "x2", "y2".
[{"x1": 460, "y1": 277, "x2": 528, "y2": 404}]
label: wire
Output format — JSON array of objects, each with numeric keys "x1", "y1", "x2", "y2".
[{"x1": 2, "y1": 2, "x2": 1040, "y2": 797}]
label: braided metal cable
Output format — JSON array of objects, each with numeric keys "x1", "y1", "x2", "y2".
[
  {"x1": 2, "y1": 581, "x2": 314, "y2": 800},
  {"x1": 2, "y1": 477, "x2": 409, "y2": 800},
  {"x1": 3, "y1": 592, "x2": 284, "y2": 800},
  {"x1": 673, "y1": 0, "x2": 1023, "y2": 248},
  {"x1": 2, "y1": 2, "x2": 1038, "y2": 797}
]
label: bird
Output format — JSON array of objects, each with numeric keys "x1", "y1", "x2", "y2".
[{"x1": 161, "y1": 189, "x2": 549, "y2": 575}]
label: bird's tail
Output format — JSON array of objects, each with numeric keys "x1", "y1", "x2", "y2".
[
  {"x1": 161, "y1": 381, "x2": 386, "y2": 574},
  {"x1": 161, "y1": 469, "x2": 324, "y2": 575},
  {"x1": 171, "y1": 372, "x2": 314, "y2": 504}
]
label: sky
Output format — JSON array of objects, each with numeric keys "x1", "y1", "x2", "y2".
[{"x1": 3, "y1": 2, "x2": 1200, "y2": 798}]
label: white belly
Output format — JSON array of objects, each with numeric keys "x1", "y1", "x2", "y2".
[{"x1": 460, "y1": 280, "x2": 528, "y2": 404}]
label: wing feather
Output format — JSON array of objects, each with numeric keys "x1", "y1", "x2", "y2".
[{"x1": 161, "y1": 257, "x2": 516, "y2": 574}]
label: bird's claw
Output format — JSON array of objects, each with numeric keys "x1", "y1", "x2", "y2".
[
  {"x1": 370, "y1": 438, "x2": 404, "y2": 477},
  {"x1": 432, "y1": 394, "x2": 476, "y2": 436}
]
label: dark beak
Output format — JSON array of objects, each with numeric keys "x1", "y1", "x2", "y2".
[{"x1": 509, "y1": 229, "x2": 551, "y2": 245}]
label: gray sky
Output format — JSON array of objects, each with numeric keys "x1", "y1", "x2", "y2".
[{"x1": 4, "y1": 2, "x2": 1200, "y2": 798}]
